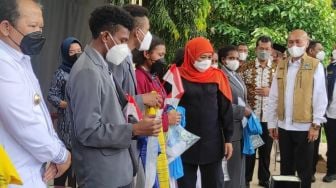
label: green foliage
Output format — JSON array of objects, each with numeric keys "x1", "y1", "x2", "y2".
[
  {"x1": 208, "y1": 0, "x2": 336, "y2": 61},
  {"x1": 107, "y1": 0, "x2": 336, "y2": 63},
  {"x1": 145, "y1": 0, "x2": 211, "y2": 62}
]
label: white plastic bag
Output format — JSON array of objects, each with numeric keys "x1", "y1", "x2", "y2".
[
  {"x1": 144, "y1": 136, "x2": 159, "y2": 188},
  {"x1": 250, "y1": 134, "x2": 264, "y2": 149},
  {"x1": 144, "y1": 109, "x2": 162, "y2": 188},
  {"x1": 222, "y1": 157, "x2": 230, "y2": 181},
  {"x1": 166, "y1": 125, "x2": 200, "y2": 163}
]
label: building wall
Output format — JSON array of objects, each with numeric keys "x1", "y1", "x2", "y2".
[{"x1": 32, "y1": 0, "x2": 108, "y2": 111}]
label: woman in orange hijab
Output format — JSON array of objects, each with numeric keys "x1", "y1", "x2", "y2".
[{"x1": 177, "y1": 37, "x2": 234, "y2": 188}]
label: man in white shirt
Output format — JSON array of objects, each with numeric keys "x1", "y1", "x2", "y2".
[
  {"x1": 268, "y1": 29, "x2": 328, "y2": 188},
  {"x1": 323, "y1": 47, "x2": 336, "y2": 182},
  {"x1": 0, "y1": 0, "x2": 71, "y2": 187}
]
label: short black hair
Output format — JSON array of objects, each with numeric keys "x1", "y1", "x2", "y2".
[
  {"x1": 0, "y1": 0, "x2": 19, "y2": 24},
  {"x1": 256, "y1": 35, "x2": 273, "y2": 47},
  {"x1": 173, "y1": 48, "x2": 184, "y2": 67},
  {"x1": 123, "y1": 4, "x2": 149, "y2": 28},
  {"x1": 0, "y1": 0, "x2": 41, "y2": 26},
  {"x1": 218, "y1": 45, "x2": 237, "y2": 63},
  {"x1": 237, "y1": 43, "x2": 247, "y2": 47},
  {"x1": 132, "y1": 35, "x2": 165, "y2": 65},
  {"x1": 273, "y1": 43, "x2": 286, "y2": 53},
  {"x1": 123, "y1": 4, "x2": 149, "y2": 18},
  {"x1": 307, "y1": 40, "x2": 321, "y2": 53},
  {"x1": 89, "y1": 5, "x2": 134, "y2": 39}
]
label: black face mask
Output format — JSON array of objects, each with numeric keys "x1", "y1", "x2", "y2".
[
  {"x1": 150, "y1": 58, "x2": 166, "y2": 79},
  {"x1": 20, "y1": 31, "x2": 46, "y2": 55},
  {"x1": 68, "y1": 52, "x2": 82, "y2": 63}
]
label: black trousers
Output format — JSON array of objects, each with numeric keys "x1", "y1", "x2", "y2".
[
  {"x1": 325, "y1": 117, "x2": 336, "y2": 175},
  {"x1": 178, "y1": 160, "x2": 224, "y2": 188},
  {"x1": 278, "y1": 128, "x2": 314, "y2": 188},
  {"x1": 54, "y1": 166, "x2": 76, "y2": 188},
  {"x1": 245, "y1": 122, "x2": 273, "y2": 183},
  {"x1": 312, "y1": 127, "x2": 322, "y2": 175}
]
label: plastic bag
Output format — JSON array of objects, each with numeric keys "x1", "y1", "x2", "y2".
[
  {"x1": 144, "y1": 109, "x2": 162, "y2": 188},
  {"x1": 222, "y1": 157, "x2": 230, "y2": 181},
  {"x1": 243, "y1": 113, "x2": 264, "y2": 155},
  {"x1": 145, "y1": 136, "x2": 159, "y2": 188},
  {"x1": 166, "y1": 125, "x2": 200, "y2": 163},
  {"x1": 247, "y1": 113, "x2": 263, "y2": 134},
  {"x1": 243, "y1": 126, "x2": 255, "y2": 155}
]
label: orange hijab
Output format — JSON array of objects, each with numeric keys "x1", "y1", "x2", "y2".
[{"x1": 179, "y1": 37, "x2": 232, "y2": 101}]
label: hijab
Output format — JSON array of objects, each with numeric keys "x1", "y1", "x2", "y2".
[
  {"x1": 59, "y1": 37, "x2": 82, "y2": 73},
  {"x1": 179, "y1": 37, "x2": 232, "y2": 101}
]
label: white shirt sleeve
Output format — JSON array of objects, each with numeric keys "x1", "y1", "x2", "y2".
[
  {"x1": 0, "y1": 60, "x2": 67, "y2": 164},
  {"x1": 267, "y1": 70, "x2": 279, "y2": 129},
  {"x1": 313, "y1": 63, "x2": 328, "y2": 125}
]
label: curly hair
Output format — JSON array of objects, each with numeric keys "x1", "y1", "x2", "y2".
[
  {"x1": 89, "y1": 5, "x2": 134, "y2": 39},
  {"x1": 218, "y1": 45, "x2": 237, "y2": 63}
]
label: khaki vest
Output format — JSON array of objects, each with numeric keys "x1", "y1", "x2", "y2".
[{"x1": 277, "y1": 53, "x2": 319, "y2": 123}]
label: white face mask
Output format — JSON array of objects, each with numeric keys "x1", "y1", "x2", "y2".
[
  {"x1": 288, "y1": 45, "x2": 306, "y2": 58},
  {"x1": 105, "y1": 33, "x2": 130, "y2": 65},
  {"x1": 316, "y1": 51, "x2": 325, "y2": 61},
  {"x1": 137, "y1": 29, "x2": 153, "y2": 51},
  {"x1": 193, "y1": 59, "x2": 212, "y2": 72},
  {"x1": 332, "y1": 50, "x2": 336, "y2": 60},
  {"x1": 238, "y1": 52, "x2": 248, "y2": 61},
  {"x1": 211, "y1": 63, "x2": 218, "y2": 69},
  {"x1": 225, "y1": 60, "x2": 240, "y2": 71}
]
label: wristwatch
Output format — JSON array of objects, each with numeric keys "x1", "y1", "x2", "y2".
[{"x1": 311, "y1": 123, "x2": 320, "y2": 130}]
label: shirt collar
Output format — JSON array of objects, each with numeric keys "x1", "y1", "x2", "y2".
[
  {"x1": 288, "y1": 58, "x2": 301, "y2": 67},
  {"x1": 0, "y1": 39, "x2": 30, "y2": 63},
  {"x1": 90, "y1": 46, "x2": 109, "y2": 70},
  {"x1": 255, "y1": 58, "x2": 272, "y2": 68}
]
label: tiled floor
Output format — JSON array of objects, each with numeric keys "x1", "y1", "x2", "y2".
[{"x1": 250, "y1": 143, "x2": 336, "y2": 188}]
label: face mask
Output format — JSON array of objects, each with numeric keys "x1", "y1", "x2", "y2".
[
  {"x1": 69, "y1": 52, "x2": 82, "y2": 63},
  {"x1": 225, "y1": 60, "x2": 240, "y2": 71},
  {"x1": 18, "y1": 31, "x2": 46, "y2": 55},
  {"x1": 316, "y1": 51, "x2": 325, "y2": 61},
  {"x1": 288, "y1": 45, "x2": 306, "y2": 58},
  {"x1": 257, "y1": 50, "x2": 271, "y2": 61},
  {"x1": 238, "y1": 52, "x2": 248, "y2": 61},
  {"x1": 193, "y1": 59, "x2": 212, "y2": 72},
  {"x1": 137, "y1": 29, "x2": 153, "y2": 51},
  {"x1": 150, "y1": 59, "x2": 166, "y2": 79},
  {"x1": 332, "y1": 50, "x2": 336, "y2": 60},
  {"x1": 211, "y1": 63, "x2": 219, "y2": 69},
  {"x1": 105, "y1": 33, "x2": 130, "y2": 65}
]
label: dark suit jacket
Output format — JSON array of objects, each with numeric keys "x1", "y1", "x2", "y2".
[{"x1": 66, "y1": 45, "x2": 134, "y2": 187}]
